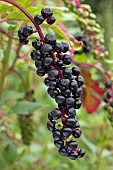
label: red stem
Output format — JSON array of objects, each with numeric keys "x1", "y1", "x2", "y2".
[
  {"x1": 0, "y1": 27, "x2": 18, "y2": 40},
  {"x1": 1, "y1": 0, "x2": 45, "y2": 42}
]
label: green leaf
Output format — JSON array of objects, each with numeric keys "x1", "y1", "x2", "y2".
[
  {"x1": 3, "y1": 142, "x2": 17, "y2": 164},
  {"x1": 48, "y1": 24, "x2": 82, "y2": 51},
  {"x1": 8, "y1": 101, "x2": 46, "y2": 115},
  {"x1": 0, "y1": 90, "x2": 25, "y2": 105}
]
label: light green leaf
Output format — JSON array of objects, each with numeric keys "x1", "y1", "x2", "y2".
[{"x1": 8, "y1": 101, "x2": 46, "y2": 115}]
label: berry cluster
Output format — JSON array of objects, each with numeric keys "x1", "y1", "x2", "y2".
[
  {"x1": 18, "y1": 7, "x2": 85, "y2": 160},
  {"x1": 104, "y1": 80, "x2": 113, "y2": 109},
  {"x1": 75, "y1": 33, "x2": 91, "y2": 54}
]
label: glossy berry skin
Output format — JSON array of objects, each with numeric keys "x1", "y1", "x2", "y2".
[
  {"x1": 67, "y1": 139, "x2": 77, "y2": 151},
  {"x1": 53, "y1": 130, "x2": 62, "y2": 140},
  {"x1": 63, "y1": 54, "x2": 72, "y2": 65},
  {"x1": 19, "y1": 38, "x2": 28, "y2": 45},
  {"x1": 47, "y1": 16, "x2": 56, "y2": 25},
  {"x1": 78, "y1": 149, "x2": 86, "y2": 158},
  {"x1": 36, "y1": 68, "x2": 45, "y2": 77},
  {"x1": 65, "y1": 118, "x2": 77, "y2": 128},
  {"x1": 72, "y1": 66, "x2": 80, "y2": 76},
  {"x1": 61, "y1": 89, "x2": 71, "y2": 98},
  {"x1": 65, "y1": 97, "x2": 75, "y2": 106},
  {"x1": 55, "y1": 95, "x2": 65, "y2": 105},
  {"x1": 73, "y1": 128, "x2": 82, "y2": 138},
  {"x1": 54, "y1": 42, "x2": 64, "y2": 53},
  {"x1": 76, "y1": 76, "x2": 84, "y2": 87},
  {"x1": 32, "y1": 40, "x2": 42, "y2": 50},
  {"x1": 62, "y1": 127, "x2": 72, "y2": 137},
  {"x1": 70, "y1": 80, "x2": 78, "y2": 92},
  {"x1": 106, "y1": 91, "x2": 112, "y2": 98},
  {"x1": 45, "y1": 34, "x2": 56, "y2": 45},
  {"x1": 48, "y1": 108, "x2": 61, "y2": 120},
  {"x1": 44, "y1": 77, "x2": 50, "y2": 86},
  {"x1": 41, "y1": 8, "x2": 53, "y2": 19},
  {"x1": 68, "y1": 151, "x2": 78, "y2": 160},
  {"x1": 47, "y1": 121, "x2": 55, "y2": 131},
  {"x1": 63, "y1": 68, "x2": 72, "y2": 78},
  {"x1": 34, "y1": 14, "x2": 44, "y2": 25},
  {"x1": 22, "y1": 25, "x2": 33, "y2": 36},
  {"x1": 67, "y1": 107, "x2": 76, "y2": 117},
  {"x1": 43, "y1": 57, "x2": 53, "y2": 66},
  {"x1": 54, "y1": 140, "x2": 64, "y2": 148},
  {"x1": 41, "y1": 44, "x2": 52, "y2": 54},
  {"x1": 74, "y1": 87, "x2": 83, "y2": 98},
  {"x1": 62, "y1": 42, "x2": 69, "y2": 53},
  {"x1": 59, "y1": 147, "x2": 68, "y2": 157},
  {"x1": 30, "y1": 50, "x2": 41, "y2": 60},
  {"x1": 105, "y1": 81, "x2": 112, "y2": 88},
  {"x1": 49, "y1": 89, "x2": 59, "y2": 98},
  {"x1": 49, "y1": 81, "x2": 57, "y2": 90},
  {"x1": 74, "y1": 99, "x2": 82, "y2": 109},
  {"x1": 48, "y1": 69, "x2": 59, "y2": 80},
  {"x1": 56, "y1": 60, "x2": 64, "y2": 68},
  {"x1": 60, "y1": 78, "x2": 70, "y2": 89}
]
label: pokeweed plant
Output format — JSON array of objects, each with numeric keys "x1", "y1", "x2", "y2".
[{"x1": 0, "y1": 0, "x2": 113, "y2": 169}]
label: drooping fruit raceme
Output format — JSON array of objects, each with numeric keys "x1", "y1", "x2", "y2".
[{"x1": 18, "y1": 7, "x2": 85, "y2": 160}]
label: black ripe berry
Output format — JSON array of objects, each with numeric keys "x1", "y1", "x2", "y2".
[
  {"x1": 59, "y1": 147, "x2": 68, "y2": 157},
  {"x1": 70, "y1": 80, "x2": 78, "y2": 92},
  {"x1": 44, "y1": 77, "x2": 50, "y2": 86},
  {"x1": 49, "y1": 89, "x2": 59, "y2": 98},
  {"x1": 48, "y1": 69, "x2": 59, "y2": 80},
  {"x1": 74, "y1": 99, "x2": 82, "y2": 109},
  {"x1": 43, "y1": 57, "x2": 53, "y2": 66},
  {"x1": 67, "y1": 139, "x2": 77, "y2": 151},
  {"x1": 62, "y1": 42, "x2": 69, "y2": 53},
  {"x1": 41, "y1": 8, "x2": 53, "y2": 19},
  {"x1": 36, "y1": 68, "x2": 45, "y2": 77},
  {"x1": 19, "y1": 38, "x2": 28, "y2": 45},
  {"x1": 63, "y1": 68, "x2": 72, "y2": 78},
  {"x1": 72, "y1": 66, "x2": 80, "y2": 76},
  {"x1": 30, "y1": 50, "x2": 41, "y2": 60},
  {"x1": 45, "y1": 34, "x2": 56, "y2": 45},
  {"x1": 54, "y1": 42, "x2": 64, "y2": 53},
  {"x1": 22, "y1": 25, "x2": 33, "y2": 36},
  {"x1": 47, "y1": 121, "x2": 55, "y2": 131},
  {"x1": 62, "y1": 54, "x2": 72, "y2": 65},
  {"x1": 54, "y1": 140, "x2": 64, "y2": 148},
  {"x1": 32, "y1": 40, "x2": 42, "y2": 50},
  {"x1": 76, "y1": 76, "x2": 84, "y2": 87},
  {"x1": 62, "y1": 127, "x2": 72, "y2": 137},
  {"x1": 55, "y1": 95, "x2": 65, "y2": 105},
  {"x1": 48, "y1": 108, "x2": 61, "y2": 120},
  {"x1": 41, "y1": 44, "x2": 52, "y2": 54},
  {"x1": 65, "y1": 117, "x2": 77, "y2": 128},
  {"x1": 66, "y1": 97, "x2": 75, "y2": 106},
  {"x1": 34, "y1": 14, "x2": 44, "y2": 25},
  {"x1": 78, "y1": 149, "x2": 86, "y2": 158},
  {"x1": 61, "y1": 89, "x2": 71, "y2": 98},
  {"x1": 47, "y1": 16, "x2": 56, "y2": 25},
  {"x1": 53, "y1": 129, "x2": 62, "y2": 140},
  {"x1": 105, "y1": 81, "x2": 112, "y2": 88},
  {"x1": 67, "y1": 107, "x2": 76, "y2": 117},
  {"x1": 74, "y1": 87, "x2": 83, "y2": 98},
  {"x1": 68, "y1": 151, "x2": 78, "y2": 160},
  {"x1": 73, "y1": 128, "x2": 82, "y2": 138}
]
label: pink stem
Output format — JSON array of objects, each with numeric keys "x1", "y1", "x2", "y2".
[{"x1": 1, "y1": 0, "x2": 45, "y2": 42}]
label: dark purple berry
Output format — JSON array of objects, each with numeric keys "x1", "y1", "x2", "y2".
[
  {"x1": 59, "y1": 147, "x2": 68, "y2": 156},
  {"x1": 63, "y1": 68, "x2": 72, "y2": 78},
  {"x1": 31, "y1": 50, "x2": 41, "y2": 60},
  {"x1": 48, "y1": 69, "x2": 59, "y2": 80},
  {"x1": 74, "y1": 87, "x2": 83, "y2": 98},
  {"x1": 41, "y1": 8, "x2": 53, "y2": 19},
  {"x1": 43, "y1": 57, "x2": 53, "y2": 66},
  {"x1": 54, "y1": 140, "x2": 64, "y2": 148},
  {"x1": 53, "y1": 129, "x2": 62, "y2": 140},
  {"x1": 47, "y1": 16, "x2": 56, "y2": 25},
  {"x1": 49, "y1": 81, "x2": 57, "y2": 89},
  {"x1": 74, "y1": 99, "x2": 82, "y2": 109},
  {"x1": 49, "y1": 89, "x2": 59, "y2": 98},
  {"x1": 47, "y1": 121, "x2": 55, "y2": 131},
  {"x1": 66, "y1": 97, "x2": 75, "y2": 106},
  {"x1": 32, "y1": 40, "x2": 42, "y2": 50},
  {"x1": 48, "y1": 108, "x2": 61, "y2": 120},
  {"x1": 65, "y1": 117, "x2": 77, "y2": 128},
  {"x1": 67, "y1": 139, "x2": 77, "y2": 151},
  {"x1": 44, "y1": 77, "x2": 50, "y2": 86},
  {"x1": 55, "y1": 95, "x2": 65, "y2": 105},
  {"x1": 61, "y1": 89, "x2": 71, "y2": 98},
  {"x1": 56, "y1": 60, "x2": 64, "y2": 68},
  {"x1": 106, "y1": 91, "x2": 112, "y2": 98},
  {"x1": 22, "y1": 25, "x2": 33, "y2": 36},
  {"x1": 72, "y1": 66, "x2": 80, "y2": 76},
  {"x1": 54, "y1": 42, "x2": 64, "y2": 53},
  {"x1": 62, "y1": 127, "x2": 72, "y2": 137},
  {"x1": 62, "y1": 42, "x2": 69, "y2": 53},
  {"x1": 78, "y1": 149, "x2": 86, "y2": 158},
  {"x1": 36, "y1": 68, "x2": 45, "y2": 77},
  {"x1": 41, "y1": 44, "x2": 52, "y2": 55},
  {"x1": 73, "y1": 128, "x2": 82, "y2": 138},
  {"x1": 76, "y1": 76, "x2": 84, "y2": 87},
  {"x1": 62, "y1": 54, "x2": 72, "y2": 65},
  {"x1": 68, "y1": 151, "x2": 78, "y2": 160},
  {"x1": 67, "y1": 107, "x2": 76, "y2": 117},
  {"x1": 60, "y1": 78, "x2": 70, "y2": 89},
  {"x1": 105, "y1": 81, "x2": 111, "y2": 88},
  {"x1": 70, "y1": 80, "x2": 78, "y2": 91},
  {"x1": 34, "y1": 14, "x2": 44, "y2": 25},
  {"x1": 45, "y1": 34, "x2": 56, "y2": 45},
  {"x1": 19, "y1": 38, "x2": 28, "y2": 45}
]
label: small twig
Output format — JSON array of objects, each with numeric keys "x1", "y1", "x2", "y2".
[{"x1": 0, "y1": 27, "x2": 18, "y2": 40}]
